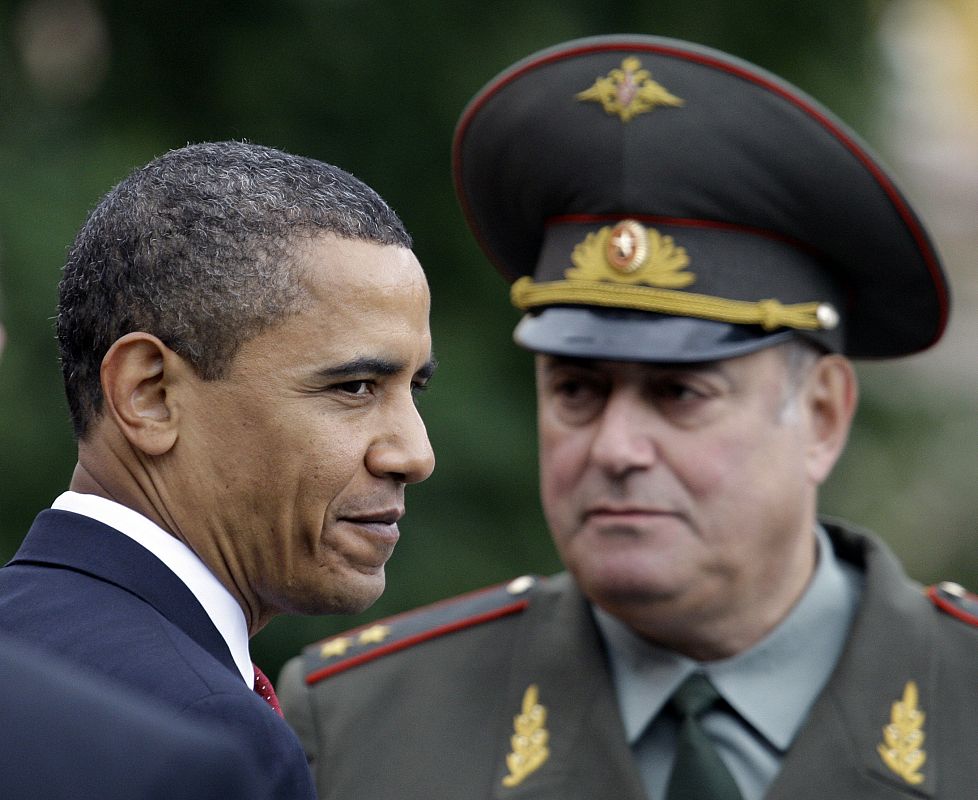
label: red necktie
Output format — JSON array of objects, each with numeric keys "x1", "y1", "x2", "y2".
[{"x1": 253, "y1": 663, "x2": 284, "y2": 717}]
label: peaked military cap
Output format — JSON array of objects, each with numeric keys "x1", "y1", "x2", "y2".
[{"x1": 453, "y1": 35, "x2": 950, "y2": 361}]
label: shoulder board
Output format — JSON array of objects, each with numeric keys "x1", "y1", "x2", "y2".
[
  {"x1": 927, "y1": 581, "x2": 978, "y2": 628},
  {"x1": 302, "y1": 575, "x2": 541, "y2": 685}
]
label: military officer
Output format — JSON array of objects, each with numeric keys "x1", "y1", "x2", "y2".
[{"x1": 278, "y1": 35, "x2": 978, "y2": 799}]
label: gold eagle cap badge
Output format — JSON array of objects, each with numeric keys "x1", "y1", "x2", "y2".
[
  {"x1": 877, "y1": 680, "x2": 926, "y2": 785},
  {"x1": 576, "y1": 56, "x2": 684, "y2": 122},
  {"x1": 501, "y1": 684, "x2": 550, "y2": 788}
]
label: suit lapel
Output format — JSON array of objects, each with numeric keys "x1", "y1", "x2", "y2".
[
  {"x1": 767, "y1": 525, "x2": 937, "y2": 799},
  {"x1": 11, "y1": 510, "x2": 239, "y2": 676},
  {"x1": 490, "y1": 574, "x2": 647, "y2": 800}
]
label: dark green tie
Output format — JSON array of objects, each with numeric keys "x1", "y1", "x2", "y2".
[{"x1": 665, "y1": 673, "x2": 744, "y2": 800}]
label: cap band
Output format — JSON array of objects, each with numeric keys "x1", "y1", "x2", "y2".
[{"x1": 511, "y1": 218, "x2": 839, "y2": 333}]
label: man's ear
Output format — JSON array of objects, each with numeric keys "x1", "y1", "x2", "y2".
[
  {"x1": 100, "y1": 332, "x2": 187, "y2": 456},
  {"x1": 803, "y1": 354, "x2": 858, "y2": 485}
]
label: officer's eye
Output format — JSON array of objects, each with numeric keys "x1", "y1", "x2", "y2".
[
  {"x1": 650, "y1": 380, "x2": 704, "y2": 403},
  {"x1": 553, "y1": 377, "x2": 587, "y2": 399},
  {"x1": 547, "y1": 372, "x2": 607, "y2": 424}
]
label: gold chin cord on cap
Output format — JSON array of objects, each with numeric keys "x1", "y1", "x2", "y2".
[
  {"x1": 510, "y1": 277, "x2": 839, "y2": 332},
  {"x1": 510, "y1": 220, "x2": 840, "y2": 332}
]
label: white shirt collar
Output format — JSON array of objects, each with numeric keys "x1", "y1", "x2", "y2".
[{"x1": 51, "y1": 491, "x2": 253, "y2": 686}]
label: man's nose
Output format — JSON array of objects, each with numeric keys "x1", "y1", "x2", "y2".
[
  {"x1": 588, "y1": 390, "x2": 657, "y2": 478},
  {"x1": 366, "y1": 398, "x2": 435, "y2": 484}
]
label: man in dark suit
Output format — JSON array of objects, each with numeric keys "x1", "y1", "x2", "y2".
[
  {"x1": 1, "y1": 266, "x2": 268, "y2": 798},
  {"x1": 0, "y1": 632, "x2": 270, "y2": 799},
  {"x1": 278, "y1": 36, "x2": 978, "y2": 799},
  {"x1": 0, "y1": 140, "x2": 435, "y2": 799}
]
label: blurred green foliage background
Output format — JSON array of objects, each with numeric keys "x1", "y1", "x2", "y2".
[{"x1": 0, "y1": 0, "x2": 974, "y2": 679}]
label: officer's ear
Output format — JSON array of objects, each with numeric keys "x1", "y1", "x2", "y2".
[
  {"x1": 100, "y1": 332, "x2": 188, "y2": 456},
  {"x1": 802, "y1": 353, "x2": 857, "y2": 485}
]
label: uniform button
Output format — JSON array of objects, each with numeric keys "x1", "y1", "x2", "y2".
[{"x1": 507, "y1": 576, "x2": 536, "y2": 595}]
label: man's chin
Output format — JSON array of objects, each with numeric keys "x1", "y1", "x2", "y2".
[
  {"x1": 340, "y1": 580, "x2": 387, "y2": 616},
  {"x1": 574, "y1": 560, "x2": 683, "y2": 608},
  {"x1": 291, "y1": 570, "x2": 387, "y2": 616}
]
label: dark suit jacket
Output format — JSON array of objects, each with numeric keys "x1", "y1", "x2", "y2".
[
  {"x1": 0, "y1": 509, "x2": 315, "y2": 800},
  {"x1": 0, "y1": 630, "x2": 268, "y2": 799},
  {"x1": 279, "y1": 522, "x2": 978, "y2": 799}
]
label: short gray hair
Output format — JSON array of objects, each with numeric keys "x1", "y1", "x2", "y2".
[
  {"x1": 57, "y1": 141, "x2": 411, "y2": 439},
  {"x1": 776, "y1": 336, "x2": 826, "y2": 419}
]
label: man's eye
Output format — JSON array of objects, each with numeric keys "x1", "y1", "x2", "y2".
[
  {"x1": 551, "y1": 376, "x2": 606, "y2": 417},
  {"x1": 659, "y1": 383, "x2": 700, "y2": 400},
  {"x1": 554, "y1": 379, "x2": 589, "y2": 401},
  {"x1": 336, "y1": 380, "x2": 371, "y2": 396},
  {"x1": 554, "y1": 379, "x2": 575, "y2": 396},
  {"x1": 648, "y1": 379, "x2": 715, "y2": 408},
  {"x1": 556, "y1": 371, "x2": 608, "y2": 397}
]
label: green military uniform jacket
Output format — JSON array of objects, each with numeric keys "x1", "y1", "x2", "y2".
[{"x1": 278, "y1": 522, "x2": 978, "y2": 799}]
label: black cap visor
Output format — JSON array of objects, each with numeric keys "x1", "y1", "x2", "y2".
[{"x1": 514, "y1": 306, "x2": 804, "y2": 363}]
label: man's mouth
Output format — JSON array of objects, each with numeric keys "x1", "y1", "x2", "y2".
[{"x1": 343, "y1": 508, "x2": 404, "y2": 526}]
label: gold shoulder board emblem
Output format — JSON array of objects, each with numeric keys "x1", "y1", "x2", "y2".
[
  {"x1": 501, "y1": 684, "x2": 550, "y2": 788},
  {"x1": 357, "y1": 624, "x2": 391, "y2": 644},
  {"x1": 877, "y1": 680, "x2": 926, "y2": 785},
  {"x1": 319, "y1": 636, "x2": 352, "y2": 659},
  {"x1": 576, "y1": 56, "x2": 683, "y2": 122}
]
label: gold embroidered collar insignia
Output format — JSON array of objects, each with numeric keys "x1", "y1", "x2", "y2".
[
  {"x1": 502, "y1": 684, "x2": 550, "y2": 788},
  {"x1": 576, "y1": 56, "x2": 683, "y2": 122},
  {"x1": 877, "y1": 680, "x2": 926, "y2": 785}
]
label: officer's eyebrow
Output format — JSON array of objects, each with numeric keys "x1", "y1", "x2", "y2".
[
  {"x1": 542, "y1": 354, "x2": 725, "y2": 375},
  {"x1": 541, "y1": 355, "x2": 600, "y2": 369}
]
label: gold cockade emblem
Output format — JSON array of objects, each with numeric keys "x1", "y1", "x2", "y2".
[
  {"x1": 501, "y1": 684, "x2": 550, "y2": 788},
  {"x1": 566, "y1": 220, "x2": 695, "y2": 288},
  {"x1": 576, "y1": 56, "x2": 684, "y2": 122},
  {"x1": 877, "y1": 681, "x2": 926, "y2": 786}
]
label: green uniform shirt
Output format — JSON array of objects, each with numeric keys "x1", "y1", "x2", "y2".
[
  {"x1": 279, "y1": 522, "x2": 978, "y2": 799},
  {"x1": 597, "y1": 526, "x2": 863, "y2": 799}
]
